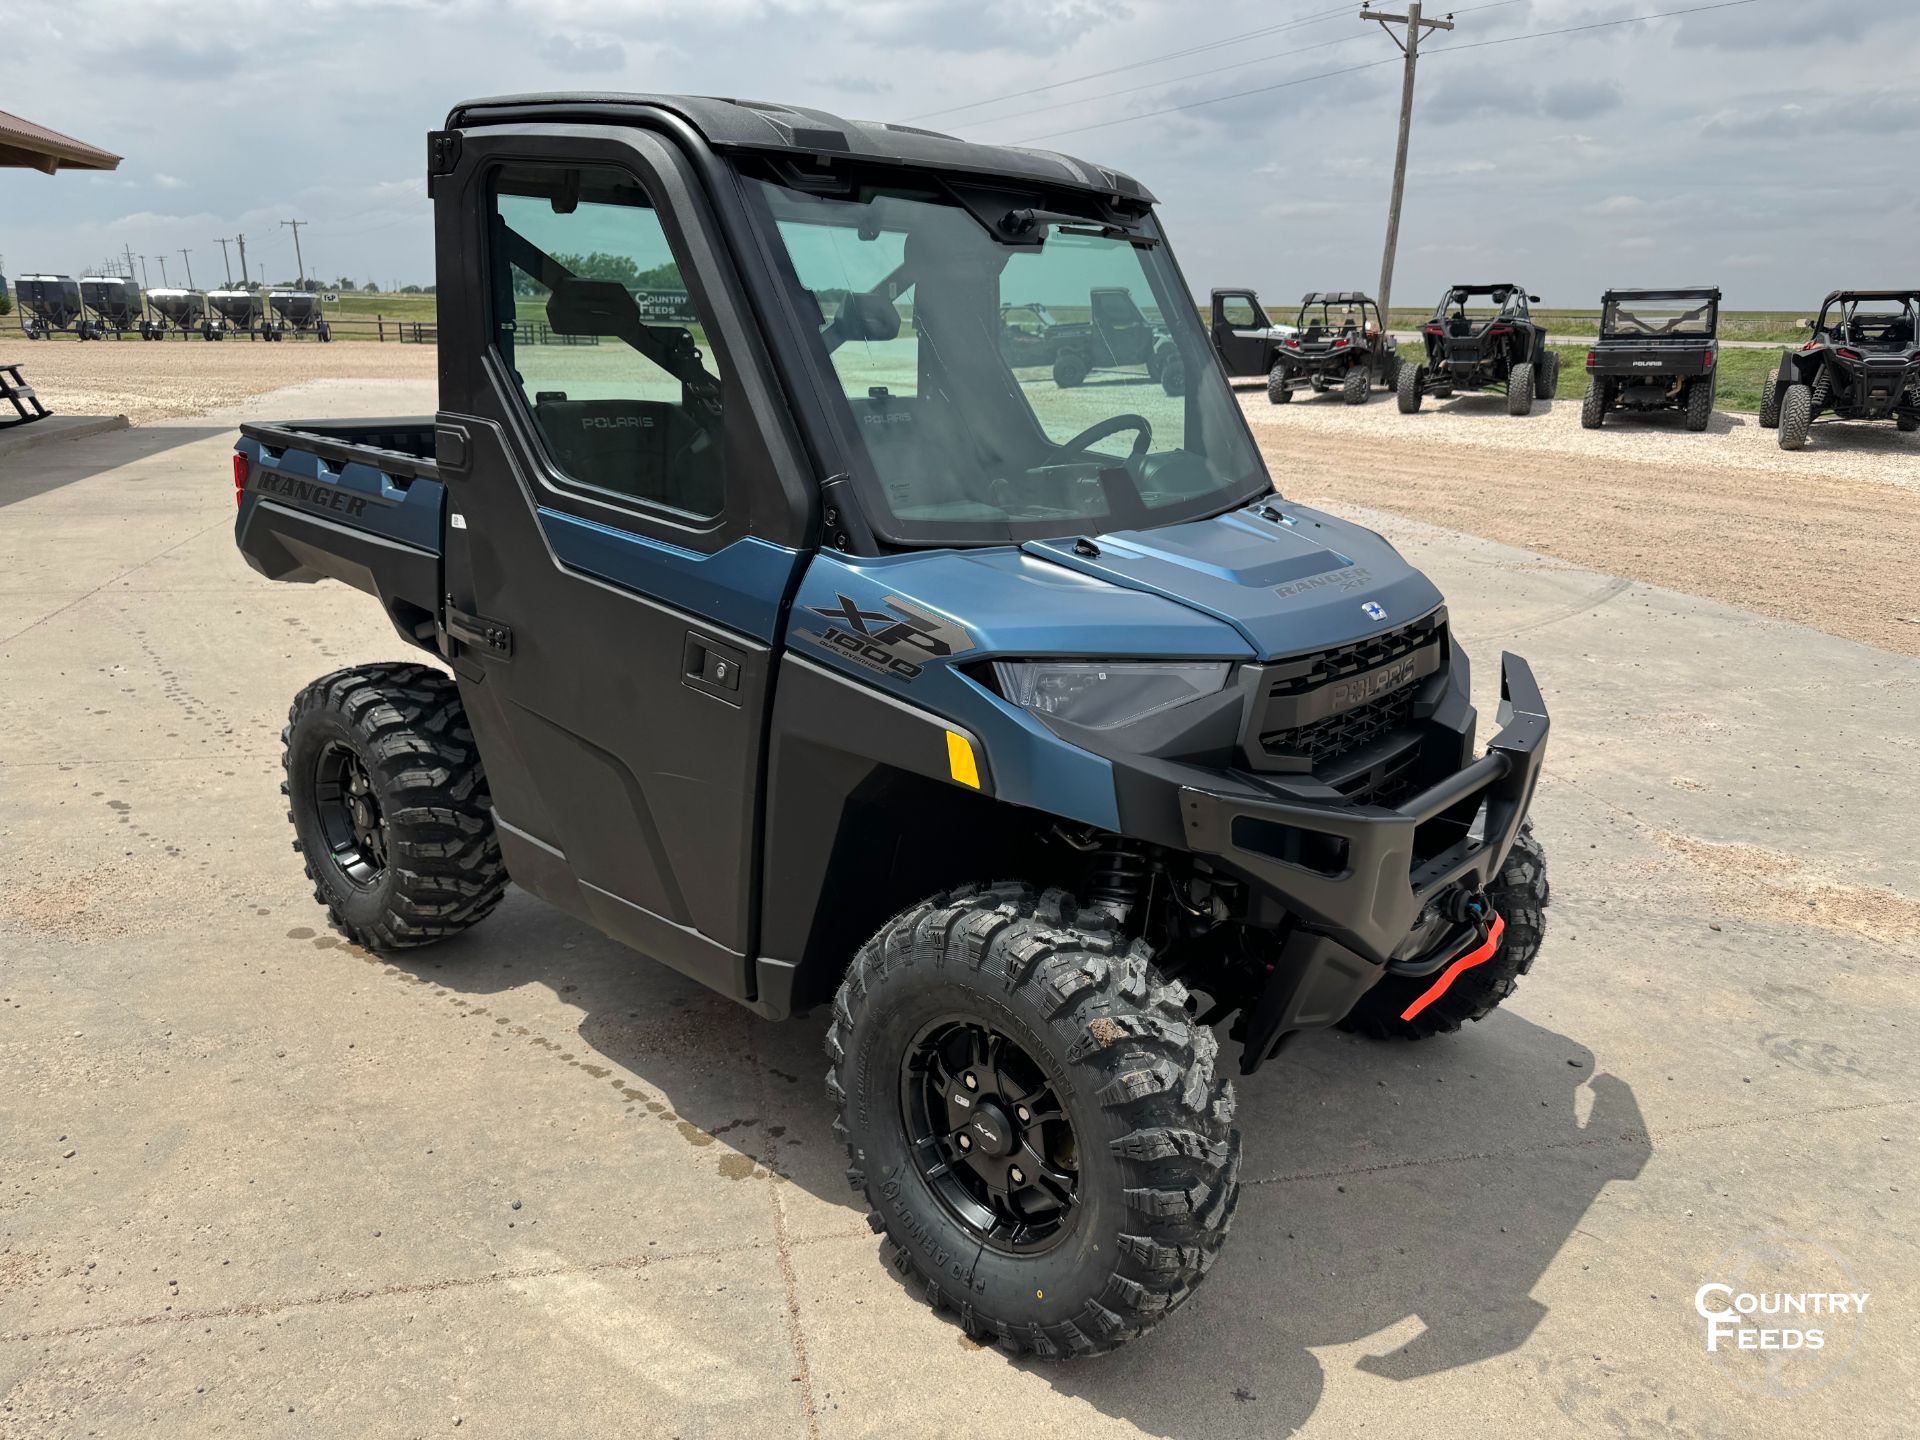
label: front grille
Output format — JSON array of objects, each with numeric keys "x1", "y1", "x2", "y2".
[
  {"x1": 1264, "y1": 685, "x2": 1414, "y2": 766},
  {"x1": 1262, "y1": 613, "x2": 1443, "y2": 697}
]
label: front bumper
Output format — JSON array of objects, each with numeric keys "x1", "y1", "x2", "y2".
[{"x1": 1181, "y1": 652, "x2": 1548, "y2": 957}]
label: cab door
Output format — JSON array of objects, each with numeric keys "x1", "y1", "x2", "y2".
[
  {"x1": 1210, "y1": 289, "x2": 1273, "y2": 376},
  {"x1": 430, "y1": 126, "x2": 814, "y2": 1003}
]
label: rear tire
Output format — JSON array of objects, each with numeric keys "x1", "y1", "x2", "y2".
[
  {"x1": 1757, "y1": 375, "x2": 1782, "y2": 429},
  {"x1": 1158, "y1": 354, "x2": 1185, "y2": 397},
  {"x1": 1267, "y1": 364, "x2": 1291, "y2": 404},
  {"x1": 1396, "y1": 360, "x2": 1423, "y2": 413},
  {"x1": 283, "y1": 662, "x2": 508, "y2": 952},
  {"x1": 829, "y1": 884, "x2": 1239, "y2": 1358},
  {"x1": 1342, "y1": 365, "x2": 1369, "y2": 405},
  {"x1": 1684, "y1": 376, "x2": 1715, "y2": 432},
  {"x1": 1339, "y1": 826, "x2": 1548, "y2": 1040},
  {"x1": 1898, "y1": 412, "x2": 1918, "y2": 433},
  {"x1": 1580, "y1": 380, "x2": 1607, "y2": 429},
  {"x1": 1536, "y1": 351, "x2": 1560, "y2": 400},
  {"x1": 1507, "y1": 362, "x2": 1535, "y2": 416},
  {"x1": 1777, "y1": 382, "x2": 1813, "y2": 450}
]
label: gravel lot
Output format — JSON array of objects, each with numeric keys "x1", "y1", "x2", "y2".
[
  {"x1": 1243, "y1": 385, "x2": 1920, "y2": 657},
  {"x1": 2, "y1": 339, "x2": 439, "y2": 426}
]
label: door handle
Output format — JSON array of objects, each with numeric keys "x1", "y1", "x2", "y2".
[{"x1": 683, "y1": 633, "x2": 744, "y2": 701}]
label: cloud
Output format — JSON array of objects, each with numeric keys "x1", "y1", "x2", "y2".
[
  {"x1": 540, "y1": 32, "x2": 625, "y2": 72},
  {"x1": 1701, "y1": 88, "x2": 1920, "y2": 137},
  {"x1": 1586, "y1": 194, "x2": 1644, "y2": 215},
  {"x1": 152, "y1": 174, "x2": 187, "y2": 190},
  {"x1": 1543, "y1": 80, "x2": 1622, "y2": 121},
  {"x1": 1424, "y1": 78, "x2": 1622, "y2": 125}
]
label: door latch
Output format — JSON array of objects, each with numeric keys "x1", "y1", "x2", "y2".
[{"x1": 444, "y1": 603, "x2": 512, "y2": 658}]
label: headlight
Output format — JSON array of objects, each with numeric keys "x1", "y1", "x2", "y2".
[{"x1": 990, "y1": 660, "x2": 1230, "y2": 730}]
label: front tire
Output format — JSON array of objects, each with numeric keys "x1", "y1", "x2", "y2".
[
  {"x1": 1396, "y1": 360, "x2": 1423, "y2": 413},
  {"x1": 1267, "y1": 363, "x2": 1291, "y2": 404},
  {"x1": 283, "y1": 662, "x2": 507, "y2": 951},
  {"x1": 1052, "y1": 350, "x2": 1089, "y2": 388},
  {"x1": 1507, "y1": 362, "x2": 1536, "y2": 416},
  {"x1": 1758, "y1": 375, "x2": 1782, "y2": 428},
  {"x1": 1340, "y1": 826, "x2": 1548, "y2": 1040},
  {"x1": 829, "y1": 884, "x2": 1239, "y2": 1358},
  {"x1": 1778, "y1": 382, "x2": 1813, "y2": 450}
]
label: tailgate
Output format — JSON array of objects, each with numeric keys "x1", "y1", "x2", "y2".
[{"x1": 1589, "y1": 344, "x2": 1713, "y2": 377}]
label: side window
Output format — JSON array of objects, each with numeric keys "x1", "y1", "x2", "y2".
[
  {"x1": 489, "y1": 163, "x2": 726, "y2": 520},
  {"x1": 1221, "y1": 295, "x2": 1258, "y2": 328}
]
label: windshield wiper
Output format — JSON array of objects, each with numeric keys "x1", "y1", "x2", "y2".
[{"x1": 997, "y1": 207, "x2": 1159, "y2": 247}]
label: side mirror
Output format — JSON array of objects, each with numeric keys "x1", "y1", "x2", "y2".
[
  {"x1": 1801, "y1": 318, "x2": 1817, "y2": 331},
  {"x1": 1527, "y1": 294, "x2": 1541, "y2": 304}
]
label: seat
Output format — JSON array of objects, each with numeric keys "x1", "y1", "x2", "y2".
[
  {"x1": 844, "y1": 392, "x2": 982, "y2": 516},
  {"x1": 532, "y1": 396, "x2": 721, "y2": 516}
]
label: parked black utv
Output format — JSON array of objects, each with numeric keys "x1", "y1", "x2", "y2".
[
  {"x1": 1759, "y1": 290, "x2": 1920, "y2": 449},
  {"x1": 1262, "y1": 292, "x2": 1399, "y2": 406},
  {"x1": 1000, "y1": 286, "x2": 1185, "y2": 394},
  {"x1": 1399, "y1": 284, "x2": 1556, "y2": 416},
  {"x1": 1581, "y1": 287, "x2": 1720, "y2": 432}
]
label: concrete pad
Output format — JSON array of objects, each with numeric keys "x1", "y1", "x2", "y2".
[
  {"x1": 2, "y1": 387, "x2": 1916, "y2": 1437},
  {"x1": 0, "y1": 414, "x2": 129, "y2": 466}
]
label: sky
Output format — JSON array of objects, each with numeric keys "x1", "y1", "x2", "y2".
[{"x1": 2, "y1": 0, "x2": 1916, "y2": 309}]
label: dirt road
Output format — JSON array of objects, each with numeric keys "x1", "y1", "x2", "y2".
[{"x1": 1246, "y1": 388, "x2": 1920, "y2": 657}]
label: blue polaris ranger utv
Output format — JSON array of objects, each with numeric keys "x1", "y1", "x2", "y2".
[{"x1": 233, "y1": 93, "x2": 1551, "y2": 1358}]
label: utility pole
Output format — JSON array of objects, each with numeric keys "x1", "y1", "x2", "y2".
[
  {"x1": 236, "y1": 233, "x2": 251, "y2": 288},
  {"x1": 215, "y1": 237, "x2": 234, "y2": 285},
  {"x1": 157, "y1": 255, "x2": 170, "y2": 286},
  {"x1": 179, "y1": 248, "x2": 195, "y2": 290},
  {"x1": 138, "y1": 255, "x2": 151, "y2": 289},
  {"x1": 281, "y1": 218, "x2": 308, "y2": 289},
  {"x1": 1362, "y1": 3, "x2": 1454, "y2": 324}
]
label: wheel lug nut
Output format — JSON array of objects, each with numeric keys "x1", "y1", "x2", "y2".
[
  {"x1": 957, "y1": 1133, "x2": 972, "y2": 1151},
  {"x1": 1015, "y1": 1105, "x2": 1029, "y2": 1123},
  {"x1": 1009, "y1": 1166, "x2": 1025, "y2": 1185},
  {"x1": 963, "y1": 1073, "x2": 978, "y2": 1090}
]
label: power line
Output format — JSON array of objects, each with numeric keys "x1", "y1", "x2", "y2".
[
  {"x1": 962, "y1": 32, "x2": 1364, "y2": 133},
  {"x1": 1013, "y1": 0, "x2": 1764, "y2": 143},
  {"x1": 908, "y1": 2, "x2": 1353, "y2": 122}
]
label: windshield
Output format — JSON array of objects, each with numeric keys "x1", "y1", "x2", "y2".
[
  {"x1": 1601, "y1": 295, "x2": 1717, "y2": 339},
  {"x1": 747, "y1": 174, "x2": 1267, "y2": 546}
]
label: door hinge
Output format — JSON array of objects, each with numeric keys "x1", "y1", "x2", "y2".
[{"x1": 444, "y1": 602, "x2": 512, "y2": 658}]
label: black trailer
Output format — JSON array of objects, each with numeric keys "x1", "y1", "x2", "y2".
[
  {"x1": 15, "y1": 274, "x2": 83, "y2": 340},
  {"x1": 209, "y1": 288, "x2": 264, "y2": 339},
  {"x1": 1761, "y1": 289, "x2": 1920, "y2": 449},
  {"x1": 80, "y1": 276, "x2": 145, "y2": 340},
  {"x1": 1581, "y1": 286, "x2": 1720, "y2": 431},
  {"x1": 144, "y1": 288, "x2": 216, "y2": 339},
  {"x1": 265, "y1": 290, "x2": 332, "y2": 342}
]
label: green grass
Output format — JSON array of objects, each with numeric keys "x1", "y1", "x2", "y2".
[
  {"x1": 1382, "y1": 309, "x2": 1805, "y2": 344},
  {"x1": 1546, "y1": 344, "x2": 1776, "y2": 412}
]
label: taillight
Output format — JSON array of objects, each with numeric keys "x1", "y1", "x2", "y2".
[
  {"x1": 1286, "y1": 337, "x2": 1299, "y2": 347},
  {"x1": 1422, "y1": 324, "x2": 1443, "y2": 336},
  {"x1": 1487, "y1": 325, "x2": 1512, "y2": 337},
  {"x1": 1836, "y1": 347, "x2": 1861, "y2": 362},
  {"x1": 1585, "y1": 350, "x2": 1597, "y2": 369},
  {"x1": 1703, "y1": 349, "x2": 1716, "y2": 369},
  {"x1": 233, "y1": 451, "x2": 249, "y2": 508},
  {"x1": 1332, "y1": 337, "x2": 1348, "y2": 348}
]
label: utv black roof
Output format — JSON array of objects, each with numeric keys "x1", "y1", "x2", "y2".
[
  {"x1": 1444, "y1": 284, "x2": 1524, "y2": 295},
  {"x1": 1819, "y1": 288, "x2": 1920, "y2": 304},
  {"x1": 445, "y1": 92, "x2": 1155, "y2": 203},
  {"x1": 1300, "y1": 291, "x2": 1375, "y2": 305},
  {"x1": 1602, "y1": 286, "x2": 1721, "y2": 302}
]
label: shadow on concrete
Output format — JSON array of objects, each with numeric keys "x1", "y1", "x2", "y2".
[
  {"x1": 379, "y1": 888, "x2": 1648, "y2": 1436},
  {"x1": 0, "y1": 423, "x2": 228, "y2": 508}
]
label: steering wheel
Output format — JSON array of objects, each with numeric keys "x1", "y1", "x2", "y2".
[{"x1": 1059, "y1": 413, "x2": 1152, "y2": 459}]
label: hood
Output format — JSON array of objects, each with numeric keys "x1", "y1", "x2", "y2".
[{"x1": 1022, "y1": 502, "x2": 1444, "y2": 661}]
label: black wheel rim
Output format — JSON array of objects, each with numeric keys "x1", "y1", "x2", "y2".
[
  {"x1": 901, "y1": 1018, "x2": 1080, "y2": 1254},
  {"x1": 313, "y1": 741, "x2": 387, "y2": 887}
]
